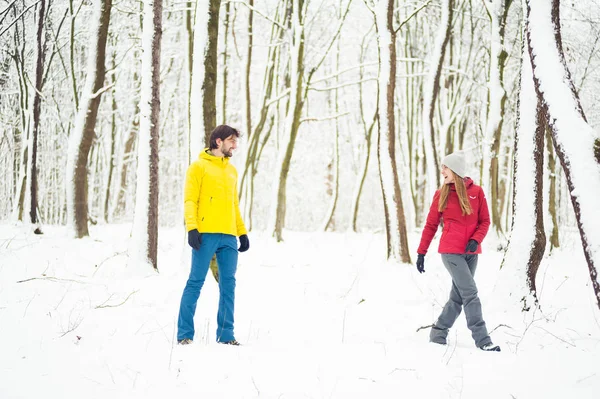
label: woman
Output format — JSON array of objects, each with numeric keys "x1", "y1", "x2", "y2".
[{"x1": 416, "y1": 151, "x2": 500, "y2": 352}]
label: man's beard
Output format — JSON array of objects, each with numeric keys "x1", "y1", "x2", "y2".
[{"x1": 223, "y1": 146, "x2": 233, "y2": 158}]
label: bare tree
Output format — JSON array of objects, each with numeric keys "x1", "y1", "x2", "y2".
[
  {"x1": 422, "y1": 0, "x2": 453, "y2": 198},
  {"x1": 25, "y1": 0, "x2": 47, "y2": 229},
  {"x1": 482, "y1": 0, "x2": 513, "y2": 234},
  {"x1": 66, "y1": 0, "x2": 112, "y2": 238},
  {"x1": 526, "y1": 0, "x2": 600, "y2": 309},
  {"x1": 501, "y1": 25, "x2": 545, "y2": 311},
  {"x1": 373, "y1": 0, "x2": 411, "y2": 262},
  {"x1": 190, "y1": 0, "x2": 220, "y2": 160},
  {"x1": 131, "y1": 0, "x2": 162, "y2": 270}
]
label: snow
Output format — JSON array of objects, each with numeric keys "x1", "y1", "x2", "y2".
[
  {"x1": 1, "y1": 223, "x2": 599, "y2": 398},
  {"x1": 527, "y1": 0, "x2": 600, "y2": 299}
]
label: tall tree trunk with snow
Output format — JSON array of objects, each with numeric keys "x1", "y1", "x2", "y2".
[
  {"x1": 66, "y1": 0, "x2": 112, "y2": 238},
  {"x1": 374, "y1": 0, "x2": 411, "y2": 263},
  {"x1": 221, "y1": 1, "x2": 231, "y2": 124},
  {"x1": 421, "y1": 0, "x2": 453, "y2": 198},
  {"x1": 545, "y1": 127, "x2": 560, "y2": 249},
  {"x1": 268, "y1": 0, "x2": 305, "y2": 242},
  {"x1": 185, "y1": 1, "x2": 194, "y2": 163},
  {"x1": 190, "y1": 0, "x2": 220, "y2": 160},
  {"x1": 244, "y1": 0, "x2": 254, "y2": 139},
  {"x1": 483, "y1": 0, "x2": 512, "y2": 234},
  {"x1": 501, "y1": 32, "x2": 545, "y2": 312},
  {"x1": 240, "y1": 2, "x2": 286, "y2": 228},
  {"x1": 322, "y1": 33, "x2": 341, "y2": 232},
  {"x1": 349, "y1": 26, "x2": 376, "y2": 232},
  {"x1": 526, "y1": 0, "x2": 600, "y2": 309},
  {"x1": 131, "y1": 0, "x2": 162, "y2": 270},
  {"x1": 104, "y1": 48, "x2": 118, "y2": 222},
  {"x1": 25, "y1": 0, "x2": 46, "y2": 227}
]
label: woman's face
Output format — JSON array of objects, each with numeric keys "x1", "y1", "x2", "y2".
[{"x1": 441, "y1": 165, "x2": 455, "y2": 185}]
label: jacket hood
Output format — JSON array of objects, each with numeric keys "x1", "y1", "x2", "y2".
[{"x1": 199, "y1": 148, "x2": 230, "y2": 165}]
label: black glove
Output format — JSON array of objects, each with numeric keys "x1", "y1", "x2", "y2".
[
  {"x1": 465, "y1": 239, "x2": 478, "y2": 253},
  {"x1": 238, "y1": 234, "x2": 250, "y2": 252},
  {"x1": 188, "y1": 229, "x2": 202, "y2": 250},
  {"x1": 416, "y1": 254, "x2": 425, "y2": 273}
]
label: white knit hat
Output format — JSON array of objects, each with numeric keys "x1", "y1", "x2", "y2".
[{"x1": 441, "y1": 151, "x2": 467, "y2": 178}]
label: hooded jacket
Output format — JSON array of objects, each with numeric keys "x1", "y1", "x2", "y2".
[
  {"x1": 417, "y1": 177, "x2": 490, "y2": 255},
  {"x1": 184, "y1": 149, "x2": 247, "y2": 236}
]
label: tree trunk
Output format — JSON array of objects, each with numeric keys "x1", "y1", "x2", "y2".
[
  {"x1": 131, "y1": 0, "x2": 162, "y2": 270},
  {"x1": 501, "y1": 27, "x2": 545, "y2": 311},
  {"x1": 25, "y1": 0, "x2": 46, "y2": 227},
  {"x1": 375, "y1": 0, "x2": 410, "y2": 263},
  {"x1": 66, "y1": 0, "x2": 112, "y2": 238},
  {"x1": 268, "y1": 0, "x2": 305, "y2": 242},
  {"x1": 546, "y1": 127, "x2": 560, "y2": 250},
  {"x1": 190, "y1": 0, "x2": 220, "y2": 158},
  {"x1": 221, "y1": 0, "x2": 230, "y2": 124},
  {"x1": 483, "y1": 0, "x2": 512, "y2": 234},
  {"x1": 104, "y1": 48, "x2": 117, "y2": 222},
  {"x1": 421, "y1": 0, "x2": 453, "y2": 198},
  {"x1": 244, "y1": 0, "x2": 254, "y2": 138},
  {"x1": 186, "y1": 1, "x2": 194, "y2": 163},
  {"x1": 527, "y1": 0, "x2": 600, "y2": 309}
]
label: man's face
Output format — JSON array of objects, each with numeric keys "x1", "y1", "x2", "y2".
[{"x1": 218, "y1": 135, "x2": 238, "y2": 158}]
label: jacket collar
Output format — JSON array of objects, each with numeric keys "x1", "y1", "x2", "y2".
[
  {"x1": 200, "y1": 148, "x2": 230, "y2": 166},
  {"x1": 449, "y1": 177, "x2": 473, "y2": 191}
]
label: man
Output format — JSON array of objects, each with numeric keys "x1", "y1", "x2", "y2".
[{"x1": 177, "y1": 125, "x2": 250, "y2": 346}]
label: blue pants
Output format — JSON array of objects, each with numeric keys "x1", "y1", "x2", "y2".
[{"x1": 177, "y1": 233, "x2": 238, "y2": 342}]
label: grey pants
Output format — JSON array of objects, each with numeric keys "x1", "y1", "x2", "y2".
[{"x1": 430, "y1": 254, "x2": 492, "y2": 348}]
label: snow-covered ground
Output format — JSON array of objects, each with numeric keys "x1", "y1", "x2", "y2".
[{"x1": 0, "y1": 224, "x2": 598, "y2": 398}]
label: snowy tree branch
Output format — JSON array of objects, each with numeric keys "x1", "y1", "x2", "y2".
[
  {"x1": 394, "y1": 0, "x2": 433, "y2": 34},
  {"x1": 226, "y1": 0, "x2": 286, "y2": 29},
  {"x1": 300, "y1": 112, "x2": 350, "y2": 124}
]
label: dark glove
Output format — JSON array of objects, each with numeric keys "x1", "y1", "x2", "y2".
[
  {"x1": 416, "y1": 254, "x2": 425, "y2": 273},
  {"x1": 188, "y1": 229, "x2": 202, "y2": 250},
  {"x1": 465, "y1": 239, "x2": 479, "y2": 253},
  {"x1": 238, "y1": 234, "x2": 250, "y2": 252}
]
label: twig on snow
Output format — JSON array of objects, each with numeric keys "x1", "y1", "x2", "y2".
[
  {"x1": 95, "y1": 290, "x2": 139, "y2": 309},
  {"x1": 416, "y1": 323, "x2": 434, "y2": 332}
]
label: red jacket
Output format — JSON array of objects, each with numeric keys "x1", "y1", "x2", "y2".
[{"x1": 417, "y1": 178, "x2": 490, "y2": 255}]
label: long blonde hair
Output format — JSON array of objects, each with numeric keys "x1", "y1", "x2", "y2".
[{"x1": 438, "y1": 171, "x2": 472, "y2": 215}]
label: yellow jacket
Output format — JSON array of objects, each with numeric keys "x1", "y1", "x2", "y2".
[{"x1": 184, "y1": 149, "x2": 247, "y2": 236}]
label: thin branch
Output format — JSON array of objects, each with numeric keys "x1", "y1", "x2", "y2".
[
  {"x1": 416, "y1": 324, "x2": 434, "y2": 332},
  {"x1": 395, "y1": 0, "x2": 433, "y2": 34},
  {"x1": 0, "y1": 0, "x2": 43, "y2": 37},
  {"x1": 265, "y1": 88, "x2": 290, "y2": 107},
  {"x1": 95, "y1": 290, "x2": 139, "y2": 309},
  {"x1": 17, "y1": 276, "x2": 86, "y2": 284},
  {"x1": 90, "y1": 83, "x2": 116, "y2": 99},
  {"x1": 310, "y1": 62, "x2": 379, "y2": 84},
  {"x1": 226, "y1": 0, "x2": 285, "y2": 29},
  {"x1": 309, "y1": 77, "x2": 378, "y2": 92},
  {"x1": 489, "y1": 323, "x2": 513, "y2": 334},
  {"x1": 306, "y1": 0, "x2": 354, "y2": 85},
  {"x1": 300, "y1": 111, "x2": 349, "y2": 124}
]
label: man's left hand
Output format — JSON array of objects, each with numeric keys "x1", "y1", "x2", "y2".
[{"x1": 238, "y1": 234, "x2": 250, "y2": 252}]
